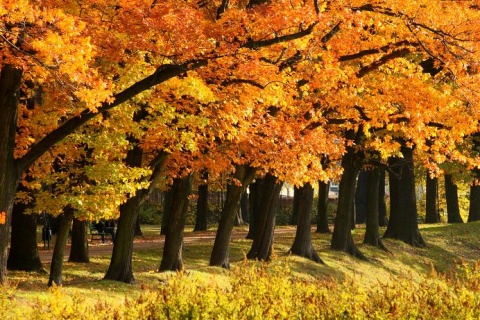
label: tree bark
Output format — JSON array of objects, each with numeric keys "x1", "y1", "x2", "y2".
[
  {"x1": 425, "y1": 174, "x2": 440, "y2": 223},
  {"x1": 134, "y1": 217, "x2": 143, "y2": 237},
  {"x1": 159, "y1": 175, "x2": 193, "y2": 272},
  {"x1": 316, "y1": 181, "x2": 331, "y2": 233},
  {"x1": 378, "y1": 168, "x2": 388, "y2": 227},
  {"x1": 290, "y1": 186, "x2": 300, "y2": 225},
  {"x1": 194, "y1": 170, "x2": 209, "y2": 231},
  {"x1": 444, "y1": 174, "x2": 463, "y2": 223},
  {"x1": 468, "y1": 133, "x2": 480, "y2": 222},
  {"x1": 383, "y1": 144, "x2": 425, "y2": 247},
  {"x1": 290, "y1": 183, "x2": 323, "y2": 263},
  {"x1": 209, "y1": 165, "x2": 256, "y2": 268},
  {"x1": 246, "y1": 179, "x2": 263, "y2": 240},
  {"x1": 68, "y1": 218, "x2": 90, "y2": 263},
  {"x1": 7, "y1": 202, "x2": 44, "y2": 272},
  {"x1": 0, "y1": 65, "x2": 23, "y2": 284},
  {"x1": 240, "y1": 191, "x2": 249, "y2": 223},
  {"x1": 330, "y1": 136, "x2": 366, "y2": 259},
  {"x1": 468, "y1": 170, "x2": 480, "y2": 222},
  {"x1": 247, "y1": 174, "x2": 283, "y2": 261},
  {"x1": 354, "y1": 170, "x2": 368, "y2": 224},
  {"x1": 48, "y1": 208, "x2": 74, "y2": 286},
  {"x1": 104, "y1": 136, "x2": 144, "y2": 283},
  {"x1": 363, "y1": 167, "x2": 388, "y2": 251}
]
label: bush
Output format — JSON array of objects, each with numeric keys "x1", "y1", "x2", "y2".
[{"x1": 5, "y1": 262, "x2": 479, "y2": 319}]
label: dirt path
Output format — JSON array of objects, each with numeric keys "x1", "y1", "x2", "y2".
[{"x1": 38, "y1": 229, "x2": 252, "y2": 263}]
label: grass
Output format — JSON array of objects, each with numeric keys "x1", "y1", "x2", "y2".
[{"x1": 5, "y1": 222, "x2": 480, "y2": 313}]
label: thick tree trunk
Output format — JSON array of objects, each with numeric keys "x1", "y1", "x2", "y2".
[
  {"x1": 468, "y1": 133, "x2": 480, "y2": 222},
  {"x1": 240, "y1": 191, "x2": 249, "y2": 223},
  {"x1": 159, "y1": 175, "x2": 193, "y2": 272},
  {"x1": 246, "y1": 179, "x2": 263, "y2": 240},
  {"x1": 290, "y1": 187, "x2": 300, "y2": 225},
  {"x1": 194, "y1": 170, "x2": 209, "y2": 231},
  {"x1": 444, "y1": 174, "x2": 463, "y2": 223},
  {"x1": 160, "y1": 189, "x2": 171, "y2": 236},
  {"x1": 48, "y1": 208, "x2": 74, "y2": 286},
  {"x1": 0, "y1": 65, "x2": 23, "y2": 284},
  {"x1": 68, "y1": 218, "x2": 90, "y2": 263},
  {"x1": 247, "y1": 174, "x2": 282, "y2": 261},
  {"x1": 425, "y1": 174, "x2": 440, "y2": 223},
  {"x1": 104, "y1": 138, "x2": 144, "y2": 283},
  {"x1": 316, "y1": 181, "x2": 331, "y2": 233},
  {"x1": 7, "y1": 202, "x2": 44, "y2": 272},
  {"x1": 330, "y1": 140, "x2": 365, "y2": 259},
  {"x1": 468, "y1": 172, "x2": 480, "y2": 222},
  {"x1": 354, "y1": 170, "x2": 368, "y2": 224},
  {"x1": 363, "y1": 167, "x2": 388, "y2": 251},
  {"x1": 209, "y1": 165, "x2": 256, "y2": 268},
  {"x1": 378, "y1": 168, "x2": 388, "y2": 227},
  {"x1": 290, "y1": 183, "x2": 323, "y2": 263},
  {"x1": 383, "y1": 145, "x2": 425, "y2": 247}
]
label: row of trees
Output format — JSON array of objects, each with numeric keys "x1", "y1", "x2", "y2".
[{"x1": 1, "y1": 0, "x2": 480, "y2": 285}]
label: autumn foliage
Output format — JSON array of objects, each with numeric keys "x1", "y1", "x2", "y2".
[{"x1": 1, "y1": 0, "x2": 480, "y2": 284}]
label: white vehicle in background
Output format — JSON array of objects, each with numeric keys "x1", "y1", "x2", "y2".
[{"x1": 328, "y1": 184, "x2": 339, "y2": 199}]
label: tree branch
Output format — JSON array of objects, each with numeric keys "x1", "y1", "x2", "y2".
[
  {"x1": 17, "y1": 59, "x2": 207, "y2": 173},
  {"x1": 243, "y1": 22, "x2": 318, "y2": 49}
]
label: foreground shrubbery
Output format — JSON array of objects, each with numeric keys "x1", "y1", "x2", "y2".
[{"x1": 2, "y1": 261, "x2": 479, "y2": 319}]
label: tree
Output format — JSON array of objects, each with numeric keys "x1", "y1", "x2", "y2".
[
  {"x1": 247, "y1": 173, "x2": 283, "y2": 261},
  {"x1": 194, "y1": 170, "x2": 209, "y2": 231},
  {"x1": 384, "y1": 145, "x2": 425, "y2": 247},
  {"x1": 330, "y1": 130, "x2": 366, "y2": 259},
  {"x1": 445, "y1": 174, "x2": 464, "y2": 224},
  {"x1": 48, "y1": 207, "x2": 74, "y2": 286},
  {"x1": 68, "y1": 218, "x2": 90, "y2": 263},
  {"x1": 7, "y1": 201, "x2": 44, "y2": 273},
  {"x1": 425, "y1": 174, "x2": 440, "y2": 223},
  {"x1": 210, "y1": 165, "x2": 256, "y2": 268},
  {"x1": 159, "y1": 174, "x2": 193, "y2": 272},
  {"x1": 363, "y1": 166, "x2": 388, "y2": 251},
  {"x1": 290, "y1": 183, "x2": 323, "y2": 263},
  {"x1": 316, "y1": 180, "x2": 331, "y2": 233}
]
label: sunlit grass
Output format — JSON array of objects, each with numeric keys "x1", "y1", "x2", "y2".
[{"x1": 5, "y1": 222, "x2": 480, "y2": 317}]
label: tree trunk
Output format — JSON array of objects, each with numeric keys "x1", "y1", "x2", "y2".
[
  {"x1": 445, "y1": 174, "x2": 463, "y2": 223},
  {"x1": 330, "y1": 138, "x2": 366, "y2": 259},
  {"x1": 247, "y1": 174, "x2": 283, "y2": 261},
  {"x1": 160, "y1": 189, "x2": 171, "y2": 236},
  {"x1": 68, "y1": 218, "x2": 90, "y2": 263},
  {"x1": 290, "y1": 183, "x2": 323, "y2": 263},
  {"x1": 194, "y1": 170, "x2": 209, "y2": 231},
  {"x1": 290, "y1": 187, "x2": 300, "y2": 225},
  {"x1": 383, "y1": 145, "x2": 425, "y2": 247},
  {"x1": 209, "y1": 165, "x2": 256, "y2": 268},
  {"x1": 354, "y1": 170, "x2": 368, "y2": 224},
  {"x1": 468, "y1": 170, "x2": 480, "y2": 222},
  {"x1": 240, "y1": 191, "x2": 249, "y2": 223},
  {"x1": 48, "y1": 208, "x2": 74, "y2": 286},
  {"x1": 425, "y1": 174, "x2": 440, "y2": 223},
  {"x1": 234, "y1": 208, "x2": 244, "y2": 226},
  {"x1": 0, "y1": 65, "x2": 23, "y2": 284},
  {"x1": 7, "y1": 202, "x2": 44, "y2": 272},
  {"x1": 159, "y1": 175, "x2": 193, "y2": 272},
  {"x1": 316, "y1": 181, "x2": 331, "y2": 233},
  {"x1": 378, "y1": 168, "x2": 388, "y2": 227},
  {"x1": 134, "y1": 217, "x2": 143, "y2": 237},
  {"x1": 104, "y1": 137, "x2": 144, "y2": 283},
  {"x1": 468, "y1": 133, "x2": 480, "y2": 222},
  {"x1": 363, "y1": 167, "x2": 388, "y2": 251},
  {"x1": 246, "y1": 179, "x2": 263, "y2": 240}
]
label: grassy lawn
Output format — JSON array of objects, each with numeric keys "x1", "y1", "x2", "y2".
[{"x1": 3, "y1": 222, "x2": 480, "y2": 318}]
